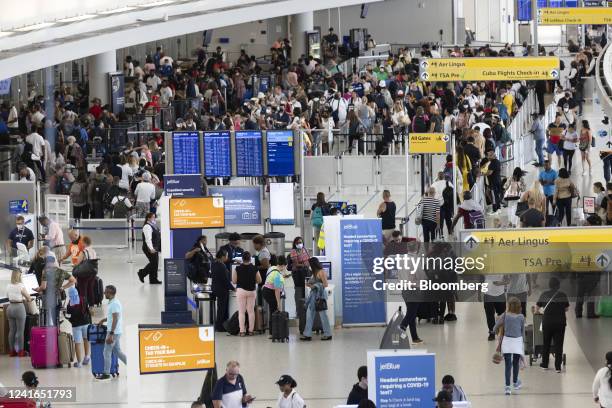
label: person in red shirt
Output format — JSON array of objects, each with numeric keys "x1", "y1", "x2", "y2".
[{"x1": 89, "y1": 98, "x2": 103, "y2": 120}]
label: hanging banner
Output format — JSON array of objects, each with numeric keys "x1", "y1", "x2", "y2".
[
  {"x1": 340, "y1": 218, "x2": 386, "y2": 325},
  {"x1": 208, "y1": 186, "x2": 262, "y2": 225},
  {"x1": 367, "y1": 350, "x2": 436, "y2": 408},
  {"x1": 139, "y1": 325, "x2": 215, "y2": 374},
  {"x1": 163, "y1": 175, "x2": 202, "y2": 197},
  {"x1": 538, "y1": 7, "x2": 612, "y2": 25},
  {"x1": 419, "y1": 57, "x2": 560, "y2": 82},
  {"x1": 108, "y1": 72, "x2": 125, "y2": 115}
]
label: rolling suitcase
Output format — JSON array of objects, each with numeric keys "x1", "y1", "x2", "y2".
[
  {"x1": 58, "y1": 332, "x2": 75, "y2": 367},
  {"x1": 254, "y1": 306, "x2": 265, "y2": 334},
  {"x1": 270, "y1": 311, "x2": 289, "y2": 342},
  {"x1": 88, "y1": 325, "x2": 118, "y2": 377},
  {"x1": 30, "y1": 327, "x2": 59, "y2": 368}
]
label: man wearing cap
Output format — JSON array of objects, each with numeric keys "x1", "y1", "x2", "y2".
[
  {"x1": 276, "y1": 375, "x2": 305, "y2": 408},
  {"x1": 433, "y1": 390, "x2": 453, "y2": 408},
  {"x1": 134, "y1": 172, "x2": 156, "y2": 218}
]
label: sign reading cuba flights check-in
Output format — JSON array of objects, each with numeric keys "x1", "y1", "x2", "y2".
[
  {"x1": 368, "y1": 350, "x2": 436, "y2": 408},
  {"x1": 419, "y1": 57, "x2": 560, "y2": 82}
]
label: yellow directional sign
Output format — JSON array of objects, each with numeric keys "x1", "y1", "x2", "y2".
[
  {"x1": 538, "y1": 7, "x2": 612, "y2": 25},
  {"x1": 419, "y1": 57, "x2": 560, "y2": 82},
  {"x1": 460, "y1": 227, "x2": 612, "y2": 274},
  {"x1": 408, "y1": 133, "x2": 449, "y2": 154}
]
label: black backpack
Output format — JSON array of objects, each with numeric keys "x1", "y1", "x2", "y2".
[
  {"x1": 92, "y1": 179, "x2": 108, "y2": 204},
  {"x1": 112, "y1": 196, "x2": 131, "y2": 219},
  {"x1": 442, "y1": 182, "x2": 454, "y2": 208}
]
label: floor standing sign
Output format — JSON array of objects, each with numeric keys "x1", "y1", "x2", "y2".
[
  {"x1": 367, "y1": 350, "x2": 436, "y2": 408},
  {"x1": 340, "y1": 218, "x2": 386, "y2": 326}
]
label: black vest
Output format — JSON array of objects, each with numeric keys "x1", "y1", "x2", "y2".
[{"x1": 142, "y1": 222, "x2": 161, "y2": 253}]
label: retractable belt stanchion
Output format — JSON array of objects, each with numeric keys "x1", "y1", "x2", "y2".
[{"x1": 127, "y1": 217, "x2": 134, "y2": 264}]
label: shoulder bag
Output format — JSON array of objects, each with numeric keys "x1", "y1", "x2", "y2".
[{"x1": 538, "y1": 290, "x2": 559, "y2": 331}]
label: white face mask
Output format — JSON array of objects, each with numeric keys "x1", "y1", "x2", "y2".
[
  {"x1": 17, "y1": 224, "x2": 24, "y2": 231},
  {"x1": 296, "y1": 243, "x2": 303, "y2": 250},
  {"x1": 563, "y1": 108, "x2": 569, "y2": 113}
]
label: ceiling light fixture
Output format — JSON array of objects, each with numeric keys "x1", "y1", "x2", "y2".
[
  {"x1": 98, "y1": 6, "x2": 137, "y2": 15},
  {"x1": 14, "y1": 22, "x2": 56, "y2": 32},
  {"x1": 57, "y1": 14, "x2": 97, "y2": 23}
]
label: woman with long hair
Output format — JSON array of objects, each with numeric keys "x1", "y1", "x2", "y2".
[
  {"x1": 456, "y1": 145, "x2": 472, "y2": 193},
  {"x1": 579, "y1": 119, "x2": 593, "y2": 175},
  {"x1": 492, "y1": 297, "x2": 525, "y2": 395},
  {"x1": 300, "y1": 257, "x2": 332, "y2": 341},
  {"x1": 6, "y1": 270, "x2": 33, "y2": 357},
  {"x1": 503, "y1": 167, "x2": 526, "y2": 227},
  {"x1": 592, "y1": 351, "x2": 612, "y2": 408},
  {"x1": 520, "y1": 180, "x2": 546, "y2": 215}
]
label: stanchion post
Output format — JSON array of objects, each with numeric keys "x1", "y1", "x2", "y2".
[{"x1": 127, "y1": 217, "x2": 134, "y2": 264}]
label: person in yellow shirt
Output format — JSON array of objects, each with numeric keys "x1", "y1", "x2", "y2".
[{"x1": 502, "y1": 90, "x2": 515, "y2": 117}]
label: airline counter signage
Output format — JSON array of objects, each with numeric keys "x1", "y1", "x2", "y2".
[
  {"x1": 169, "y1": 197, "x2": 225, "y2": 229},
  {"x1": 408, "y1": 133, "x2": 449, "y2": 154},
  {"x1": 538, "y1": 7, "x2": 612, "y2": 25},
  {"x1": 139, "y1": 325, "x2": 215, "y2": 374},
  {"x1": 460, "y1": 227, "x2": 612, "y2": 274},
  {"x1": 419, "y1": 57, "x2": 560, "y2": 82}
]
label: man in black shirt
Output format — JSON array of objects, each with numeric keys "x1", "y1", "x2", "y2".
[
  {"x1": 485, "y1": 149, "x2": 502, "y2": 213},
  {"x1": 463, "y1": 137, "x2": 481, "y2": 168},
  {"x1": 555, "y1": 91, "x2": 577, "y2": 111},
  {"x1": 535, "y1": 277, "x2": 570, "y2": 372},
  {"x1": 347, "y1": 365, "x2": 368, "y2": 405},
  {"x1": 520, "y1": 198, "x2": 545, "y2": 227},
  {"x1": 6, "y1": 215, "x2": 35, "y2": 256}
]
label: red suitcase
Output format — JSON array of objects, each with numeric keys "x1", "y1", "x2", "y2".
[
  {"x1": 30, "y1": 326, "x2": 59, "y2": 368},
  {"x1": 0, "y1": 398, "x2": 37, "y2": 407}
]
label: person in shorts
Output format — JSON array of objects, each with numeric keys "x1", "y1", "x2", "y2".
[
  {"x1": 66, "y1": 286, "x2": 91, "y2": 367},
  {"x1": 546, "y1": 113, "x2": 565, "y2": 168}
]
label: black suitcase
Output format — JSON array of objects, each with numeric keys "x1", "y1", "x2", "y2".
[
  {"x1": 298, "y1": 298, "x2": 322, "y2": 335},
  {"x1": 417, "y1": 302, "x2": 436, "y2": 322},
  {"x1": 270, "y1": 311, "x2": 289, "y2": 342}
]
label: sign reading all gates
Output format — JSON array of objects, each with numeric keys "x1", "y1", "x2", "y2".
[
  {"x1": 538, "y1": 7, "x2": 612, "y2": 25},
  {"x1": 368, "y1": 350, "x2": 436, "y2": 408},
  {"x1": 460, "y1": 227, "x2": 612, "y2": 273},
  {"x1": 139, "y1": 325, "x2": 214, "y2": 374},
  {"x1": 419, "y1": 57, "x2": 560, "y2": 82},
  {"x1": 408, "y1": 133, "x2": 448, "y2": 154},
  {"x1": 169, "y1": 197, "x2": 224, "y2": 229}
]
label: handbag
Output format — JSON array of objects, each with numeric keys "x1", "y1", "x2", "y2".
[
  {"x1": 569, "y1": 183, "x2": 579, "y2": 199},
  {"x1": 492, "y1": 314, "x2": 505, "y2": 364},
  {"x1": 515, "y1": 201, "x2": 529, "y2": 216},
  {"x1": 315, "y1": 297, "x2": 328, "y2": 312},
  {"x1": 72, "y1": 251, "x2": 98, "y2": 279}
]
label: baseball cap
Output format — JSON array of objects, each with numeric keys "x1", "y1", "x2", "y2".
[
  {"x1": 379, "y1": 80, "x2": 386, "y2": 88},
  {"x1": 275, "y1": 375, "x2": 297, "y2": 387},
  {"x1": 433, "y1": 390, "x2": 453, "y2": 402}
]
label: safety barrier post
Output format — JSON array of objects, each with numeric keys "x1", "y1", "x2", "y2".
[{"x1": 127, "y1": 217, "x2": 134, "y2": 264}]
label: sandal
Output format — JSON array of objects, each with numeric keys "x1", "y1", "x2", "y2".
[
  {"x1": 247, "y1": 332, "x2": 254, "y2": 336},
  {"x1": 239, "y1": 332, "x2": 246, "y2": 337}
]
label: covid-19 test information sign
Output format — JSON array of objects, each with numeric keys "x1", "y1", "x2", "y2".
[{"x1": 367, "y1": 350, "x2": 436, "y2": 408}]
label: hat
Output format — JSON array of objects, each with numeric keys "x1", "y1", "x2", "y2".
[
  {"x1": 379, "y1": 80, "x2": 386, "y2": 88},
  {"x1": 397, "y1": 90, "x2": 404, "y2": 96},
  {"x1": 257, "y1": 92, "x2": 265, "y2": 99},
  {"x1": 276, "y1": 375, "x2": 297, "y2": 387},
  {"x1": 433, "y1": 390, "x2": 452, "y2": 403}
]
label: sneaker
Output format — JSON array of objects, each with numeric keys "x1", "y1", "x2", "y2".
[
  {"x1": 299, "y1": 336, "x2": 312, "y2": 341},
  {"x1": 149, "y1": 280, "x2": 163, "y2": 285},
  {"x1": 513, "y1": 379, "x2": 522, "y2": 390},
  {"x1": 321, "y1": 336, "x2": 332, "y2": 341},
  {"x1": 539, "y1": 364, "x2": 550, "y2": 371},
  {"x1": 555, "y1": 368, "x2": 562, "y2": 373},
  {"x1": 137, "y1": 270, "x2": 145, "y2": 283},
  {"x1": 73, "y1": 362, "x2": 81, "y2": 368},
  {"x1": 82, "y1": 356, "x2": 90, "y2": 365},
  {"x1": 95, "y1": 374, "x2": 111, "y2": 381},
  {"x1": 488, "y1": 333, "x2": 496, "y2": 341},
  {"x1": 444, "y1": 313, "x2": 457, "y2": 321},
  {"x1": 412, "y1": 338, "x2": 424, "y2": 345},
  {"x1": 505, "y1": 386, "x2": 511, "y2": 395}
]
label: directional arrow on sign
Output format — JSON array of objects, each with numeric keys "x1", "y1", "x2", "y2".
[
  {"x1": 463, "y1": 235, "x2": 479, "y2": 250},
  {"x1": 420, "y1": 60, "x2": 429, "y2": 69},
  {"x1": 596, "y1": 253, "x2": 610, "y2": 269},
  {"x1": 420, "y1": 72, "x2": 429, "y2": 81},
  {"x1": 442, "y1": 134, "x2": 450, "y2": 142},
  {"x1": 550, "y1": 69, "x2": 559, "y2": 79},
  {"x1": 607, "y1": 141, "x2": 612, "y2": 148}
]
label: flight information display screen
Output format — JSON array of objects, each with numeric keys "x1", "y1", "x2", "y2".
[
  {"x1": 235, "y1": 130, "x2": 263, "y2": 177},
  {"x1": 203, "y1": 131, "x2": 231, "y2": 177},
  {"x1": 266, "y1": 130, "x2": 295, "y2": 176},
  {"x1": 172, "y1": 132, "x2": 200, "y2": 175}
]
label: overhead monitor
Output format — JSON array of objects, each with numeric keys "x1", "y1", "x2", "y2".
[
  {"x1": 266, "y1": 130, "x2": 295, "y2": 176},
  {"x1": 269, "y1": 182, "x2": 294, "y2": 225},
  {"x1": 208, "y1": 186, "x2": 262, "y2": 225},
  {"x1": 203, "y1": 131, "x2": 231, "y2": 177},
  {"x1": 172, "y1": 131, "x2": 201, "y2": 175},
  {"x1": 235, "y1": 130, "x2": 263, "y2": 177}
]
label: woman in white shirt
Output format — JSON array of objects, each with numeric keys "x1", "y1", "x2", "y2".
[
  {"x1": 593, "y1": 351, "x2": 612, "y2": 408},
  {"x1": 276, "y1": 375, "x2": 305, "y2": 408},
  {"x1": 6, "y1": 269, "x2": 33, "y2": 357}
]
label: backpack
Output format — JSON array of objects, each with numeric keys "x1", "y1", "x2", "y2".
[
  {"x1": 468, "y1": 210, "x2": 486, "y2": 229},
  {"x1": 92, "y1": 179, "x2": 108, "y2": 205},
  {"x1": 311, "y1": 206, "x2": 324, "y2": 228},
  {"x1": 412, "y1": 115, "x2": 428, "y2": 133},
  {"x1": 112, "y1": 196, "x2": 131, "y2": 219},
  {"x1": 70, "y1": 182, "x2": 87, "y2": 205},
  {"x1": 442, "y1": 182, "x2": 454, "y2": 208}
]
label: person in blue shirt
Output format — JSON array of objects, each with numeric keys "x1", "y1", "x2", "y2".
[
  {"x1": 211, "y1": 360, "x2": 254, "y2": 408},
  {"x1": 95, "y1": 285, "x2": 127, "y2": 381},
  {"x1": 6, "y1": 215, "x2": 35, "y2": 256},
  {"x1": 539, "y1": 160, "x2": 558, "y2": 216}
]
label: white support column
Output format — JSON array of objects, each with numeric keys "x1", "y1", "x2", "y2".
[
  {"x1": 87, "y1": 50, "x2": 117, "y2": 105},
  {"x1": 291, "y1": 11, "x2": 314, "y2": 60}
]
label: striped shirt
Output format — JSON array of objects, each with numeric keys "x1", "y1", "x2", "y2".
[{"x1": 418, "y1": 196, "x2": 441, "y2": 222}]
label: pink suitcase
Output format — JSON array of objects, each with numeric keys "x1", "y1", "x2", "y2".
[{"x1": 30, "y1": 327, "x2": 59, "y2": 368}]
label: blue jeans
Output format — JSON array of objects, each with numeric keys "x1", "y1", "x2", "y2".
[
  {"x1": 104, "y1": 334, "x2": 127, "y2": 374},
  {"x1": 535, "y1": 138, "x2": 545, "y2": 165},
  {"x1": 303, "y1": 299, "x2": 332, "y2": 337},
  {"x1": 504, "y1": 353, "x2": 521, "y2": 386},
  {"x1": 604, "y1": 155, "x2": 612, "y2": 183}
]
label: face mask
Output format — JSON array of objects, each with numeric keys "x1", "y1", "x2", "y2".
[
  {"x1": 17, "y1": 225, "x2": 24, "y2": 231},
  {"x1": 296, "y1": 243, "x2": 303, "y2": 250},
  {"x1": 563, "y1": 108, "x2": 569, "y2": 113},
  {"x1": 150, "y1": 220, "x2": 157, "y2": 226}
]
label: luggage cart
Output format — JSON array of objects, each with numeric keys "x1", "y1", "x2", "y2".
[{"x1": 526, "y1": 314, "x2": 567, "y2": 367}]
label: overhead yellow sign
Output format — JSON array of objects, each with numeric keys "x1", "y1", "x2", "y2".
[
  {"x1": 419, "y1": 57, "x2": 560, "y2": 82},
  {"x1": 460, "y1": 227, "x2": 612, "y2": 274},
  {"x1": 538, "y1": 7, "x2": 612, "y2": 25},
  {"x1": 408, "y1": 133, "x2": 449, "y2": 154},
  {"x1": 139, "y1": 325, "x2": 215, "y2": 374}
]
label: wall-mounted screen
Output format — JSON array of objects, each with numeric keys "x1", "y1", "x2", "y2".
[
  {"x1": 203, "y1": 131, "x2": 231, "y2": 177},
  {"x1": 269, "y1": 182, "x2": 294, "y2": 225},
  {"x1": 235, "y1": 130, "x2": 263, "y2": 177},
  {"x1": 266, "y1": 130, "x2": 295, "y2": 176},
  {"x1": 172, "y1": 131, "x2": 201, "y2": 175}
]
